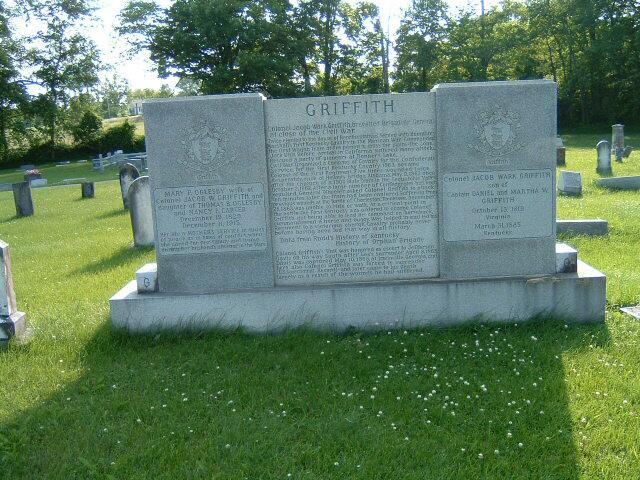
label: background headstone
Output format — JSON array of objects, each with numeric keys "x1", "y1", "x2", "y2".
[
  {"x1": 558, "y1": 170, "x2": 582, "y2": 196},
  {"x1": 119, "y1": 163, "x2": 140, "y2": 210},
  {"x1": 557, "y1": 146, "x2": 566, "y2": 166},
  {"x1": 596, "y1": 140, "x2": 612, "y2": 175},
  {"x1": 433, "y1": 80, "x2": 557, "y2": 278},
  {"x1": 612, "y1": 124, "x2": 624, "y2": 162},
  {"x1": 81, "y1": 182, "x2": 94, "y2": 198},
  {"x1": 12, "y1": 182, "x2": 34, "y2": 217},
  {"x1": 128, "y1": 176, "x2": 155, "y2": 247},
  {"x1": 623, "y1": 146, "x2": 633, "y2": 159}
]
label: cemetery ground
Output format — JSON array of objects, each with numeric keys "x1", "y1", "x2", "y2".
[{"x1": 1, "y1": 133, "x2": 639, "y2": 479}]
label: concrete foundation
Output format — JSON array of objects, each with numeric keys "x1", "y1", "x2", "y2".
[{"x1": 110, "y1": 260, "x2": 606, "y2": 333}]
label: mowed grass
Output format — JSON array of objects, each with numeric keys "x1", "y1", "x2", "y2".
[
  {"x1": 0, "y1": 161, "x2": 121, "y2": 186},
  {"x1": 0, "y1": 133, "x2": 639, "y2": 479}
]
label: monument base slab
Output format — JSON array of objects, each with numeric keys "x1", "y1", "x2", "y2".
[{"x1": 110, "y1": 261, "x2": 605, "y2": 333}]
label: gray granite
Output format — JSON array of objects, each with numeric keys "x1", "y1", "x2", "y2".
[
  {"x1": 596, "y1": 140, "x2": 612, "y2": 175},
  {"x1": 556, "y1": 219, "x2": 608, "y2": 236},
  {"x1": 0, "y1": 240, "x2": 17, "y2": 316},
  {"x1": 81, "y1": 182, "x2": 94, "y2": 198},
  {"x1": 612, "y1": 124, "x2": 624, "y2": 162},
  {"x1": 119, "y1": 163, "x2": 140, "y2": 209},
  {"x1": 110, "y1": 260, "x2": 606, "y2": 332},
  {"x1": 12, "y1": 182, "x2": 34, "y2": 217},
  {"x1": 595, "y1": 175, "x2": 640, "y2": 191},
  {"x1": 433, "y1": 80, "x2": 557, "y2": 278},
  {"x1": 136, "y1": 263, "x2": 158, "y2": 293},
  {"x1": 558, "y1": 170, "x2": 582, "y2": 196},
  {"x1": 555, "y1": 243, "x2": 577, "y2": 273},
  {"x1": 30, "y1": 179, "x2": 47, "y2": 188},
  {"x1": 128, "y1": 176, "x2": 155, "y2": 247},
  {"x1": 144, "y1": 93, "x2": 274, "y2": 293},
  {"x1": 557, "y1": 146, "x2": 566, "y2": 166}
]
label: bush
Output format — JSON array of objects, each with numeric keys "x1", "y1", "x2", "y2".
[
  {"x1": 72, "y1": 111, "x2": 103, "y2": 147},
  {"x1": 99, "y1": 120, "x2": 136, "y2": 153}
]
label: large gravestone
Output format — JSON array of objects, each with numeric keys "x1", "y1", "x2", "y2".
[
  {"x1": 0, "y1": 240, "x2": 28, "y2": 343},
  {"x1": 119, "y1": 163, "x2": 140, "y2": 209},
  {"x1": 12, "y1": 182, "x2": 34, "y2": 217},
  {"x1": 110, "y1": 81, "x2": 606, "y2": 332},
  {"x1": 128, "y1": 176, "x2": 155, "y2": 247}
]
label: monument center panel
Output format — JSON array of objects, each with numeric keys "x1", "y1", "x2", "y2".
[{"x1": 265, "y1": 93, "x2": 439, "y2": 286}]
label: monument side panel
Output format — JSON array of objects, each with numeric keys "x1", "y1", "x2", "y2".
[
  {"x1": 144, "y1": 94, "x2": 274, "y2": 293},
  {"x1": 434, "y1": 80, "x2": 557, "y2": 278},
  {"x1": 266, "y1": 92, "x2": 439, "y2": 286}
]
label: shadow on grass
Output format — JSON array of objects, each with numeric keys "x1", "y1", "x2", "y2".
[
  {"x1": 0, "y1": 318, "x2": 611, "y2": 479},
  {"x1": 96, "y1": 208, "x2": 127, "y2": 220},
  {"x1": 71, "y1": 245, "x2": 155, "y2": 276}
]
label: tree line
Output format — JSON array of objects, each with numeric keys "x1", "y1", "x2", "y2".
[{"x1": 2, "y1": 0, "x2": 639, "y2": 165}]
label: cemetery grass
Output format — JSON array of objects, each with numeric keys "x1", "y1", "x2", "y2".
[
  {"x1": 0, "y1": 161, "x2": 120, "y2": 186},
  {"x1": 0, "y1": 134, "x2": 639, "y2": 479}
]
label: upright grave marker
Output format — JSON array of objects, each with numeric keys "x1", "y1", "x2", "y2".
[
  {"x1": 596, "y1": 140, "x2": 612, "y2": 175},
  {"x1": 119, "y1": 163, "x2": 140, "y2": 210},
  {"x1": 0, "y1": 240, "x2": 28, "y2": 343},
  {"x1": 128, "y1": 176, "x2": 155, "y2": 247},
  {"x1": 12, "y1": 182, "x2": 34, "y2": 217},
  {"x1": 110, "y1": 81, "x2": 606, "y2": 332},
  {"x1": 612, "y1": 124, "x2": 624, "y2": 162}
]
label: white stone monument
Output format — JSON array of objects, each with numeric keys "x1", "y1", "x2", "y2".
[
  {"x1": 0, "y1": 240, "x2": 28, "y2": 343},
  {"x1": 110, "y1": 81, "x2": 606, "y2": 332},
  {"x1": 128, "y1": 176, "x2": 155, "y2": 247},
  {"x1": 596, "y1": 140, "x2": 612, "y2": 175}
]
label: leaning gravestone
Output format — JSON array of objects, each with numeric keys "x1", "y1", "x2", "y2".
[
  {"x1": 128, "y1": 176, "x2": 155, "y2": 247},
  {"x1": 12, "y1": 182, "x2": 34, "y2": 217},
  {"x1": 119, "y1": 163, "x2": 140, "y2": 210},
  {"x1": 596, "y1": 140, "x2": 612, "y2": 175},
  {"x1": 558, "y1": 170, "x2": 582, "y2": 196},
  {"x1": 110, "y1": 81, "x2": 606, "y2": 332},
  {"x1": 0, "y1": 240, "x2": 28, "y2": 344},
  {"x1": 612, "y1": 124, "x2": 624, "y2": 162}
]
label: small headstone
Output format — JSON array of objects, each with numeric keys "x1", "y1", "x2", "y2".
[
  {"x1": 623, "y1": 146, "x2": 633, "y2": 158},
  {"x1": 596, "y1": 140, "x2": 612, "y2": 175},
  {"x1": 12, "y1": 182, "x2": 34, "y2": 217},
  {"x1": 19, "y1": 164, "x2": 35, "y2": 171},
  {"x1": 556, "y1": 243, "x2": 578, "y2": 273},
  {"x1": 555, "y1": 136, "x2": 564, "y2": 148},
  {"x1": 30, "y1": 179, "x2": 47, "y2": 188},
  {"x1": 558, "y1": 170, "x2": 582, "y2": 196},
  {"x1": 556, "y1": 219, "x2": 608, "y2": 237},
  {"x1": 81, "y1": 182, "x2": 94, "y2": 199},
  {"x1": 136, "y1": 263, "x2": 158, "y2": 293},
  {"x1": 0, "y1": 240, "x2": 28, "y2": 344},
  {"x1": 612, "y1": 124, "x2": 624, "y2": 162},
  {"x1": 128, "y1": 176, "x2": 154, "y2": 246},
  {"x1": 556, "y1": 146, "x2": 566, "y2": 166},
  {"x1": 119, "y1": 163, "x2": 141, "y2": 210}
]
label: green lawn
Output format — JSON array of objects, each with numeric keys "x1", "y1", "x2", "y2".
[
  {"x1": 0, "y1": 161, "x2": 121, "y2": 186},
  {"x1": 0, "y1": 133, "x2": 639, "y2": 479}
]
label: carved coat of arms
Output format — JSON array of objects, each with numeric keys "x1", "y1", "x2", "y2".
[
  {"x1": 179, "y1": 124, "x2": 233, "y2": 175},
  {"x1": 469, "y1": 105, "x2": 524, "y2": 160}
]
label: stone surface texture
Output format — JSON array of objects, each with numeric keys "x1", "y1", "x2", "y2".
[
  {"x1": 136, "y1": 263, "x2": 158, "y2": 293},
  {"x1": 144, "y1": 93, "x2": 274, "y2": 293},
  {"x1": 558, "y1": 170, "x2": 582, "y2": 196},
  {"x1": 596, "y1": 176, "x2": 640, "y2": 191},
  {"x1": 12, "y1": 182, "x2": 34, "y2": 217},
  {"x1": 81, "y1": 182, "x2": 94, "y2": 198},
  {"x1": 596, "y1": 140, "x2": 612, "y2": 175},
  {"x1": 612, "y1": 124, "x2": 624, "y2": 161},
  {"x1": 110, "y1": 261, "x2": 606, "y2": 332},
  {"x1": 556, "y1": 219, "x2": 608, "y2": 236},
  {"x1": 557, "y1": 146, "x2": 566, "y2": 166},
  {"x1": 128, "y1": 176, "x2": 155, "y2": 247},
  {"x1": 433, "y1": 80, "x2": 557, "y2": 278},
  {"x1": 0, "y1": 240, "x2": 17, "y2": 316},
  {"x1": 555, "y1": 243, "x2": 578, "y2": 273},
  {"x1": 119, "y1": 163, "x2": 140, "y2": 209}
]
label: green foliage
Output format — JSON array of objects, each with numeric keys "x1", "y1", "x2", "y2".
[
  {"x1": 99, "y1": 120, "x2": 136, "y2": 153},
  {"x1": 72, "y1": 110, "x2": 102, "y2": 147}
]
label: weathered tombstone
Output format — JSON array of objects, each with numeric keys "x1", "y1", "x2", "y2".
[
  {"x1": 12, "y1": 182, "x2": 34, "y2": 217},
  {"x1": 596, "y1": 140, "x2": 612, "y2": 175},
  {"x1": 595, "y1": 175, "x2": 640, "y2": 191},
  {"x1": 557, "y1": 146, "x2": 566, "y2": 166},
  {"x1": 110, "y1": 82, "x2": 606, "y2": 332},
  {"x1": 623, "y1": 146, "x2": 633, "y2": 158},
  {"x1": 558, "y1": 170, "x2": 582, "y2": 196},
  {"x1": 119, "y1": 163, "x2": 140, "y2": 210},
  {"x1": 612, "y1": 124, "x2": 624, "y2": 162},
  {"x1": 81, "y1": 182, "x2": 95, "y2": 198},
  {"x1": 128, "y1": 176, "x2": 155, "y2": 247},
  {"x1": 0, "y1": 240, "x2": 28, "y2": 344}
]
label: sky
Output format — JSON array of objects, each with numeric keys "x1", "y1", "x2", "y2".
[{"x1": 17, "y1": 0, "x2": 502, "y2": 92}]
